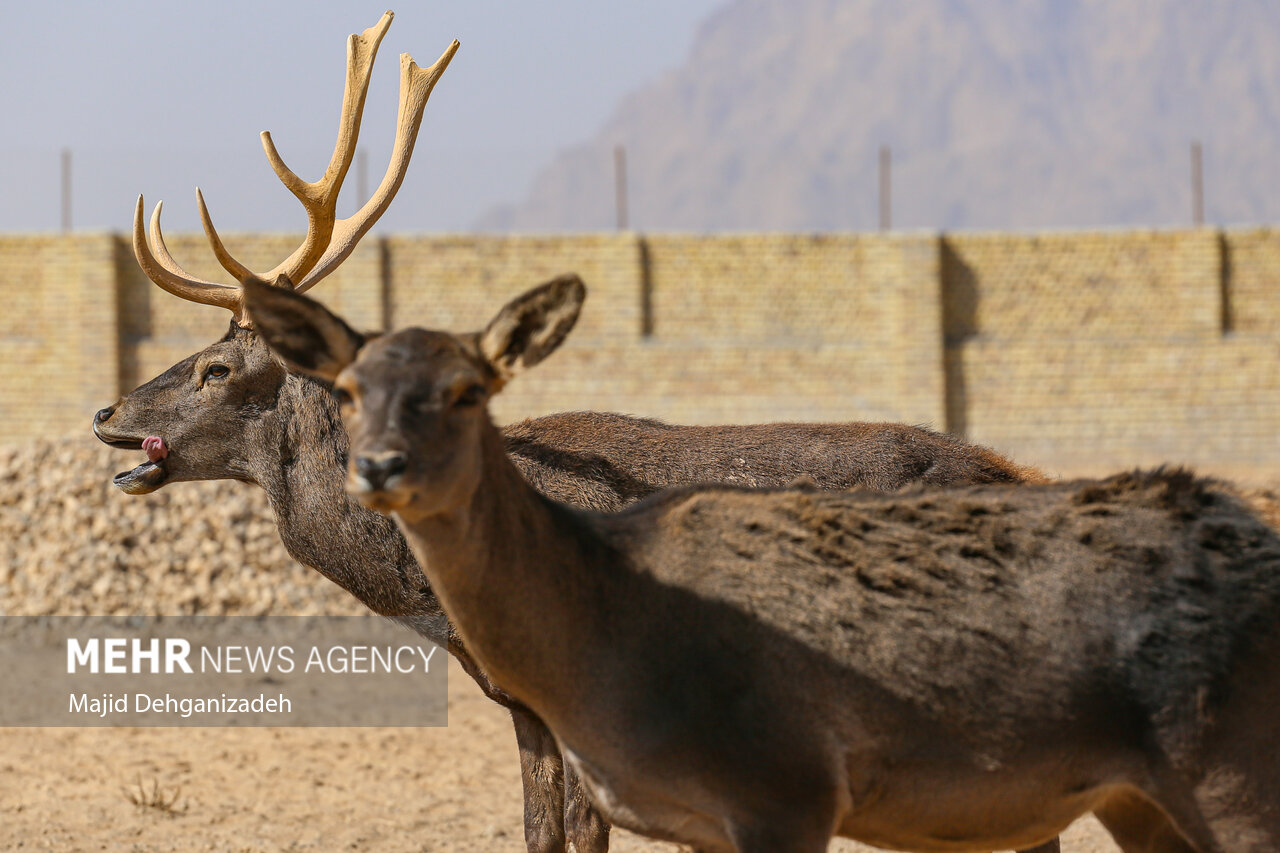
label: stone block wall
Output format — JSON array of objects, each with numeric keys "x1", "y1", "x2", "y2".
[{"x1": 2, "y1": 228, "x2": 1277, "y2": 478}]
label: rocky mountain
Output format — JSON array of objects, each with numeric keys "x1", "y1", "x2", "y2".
[{"x1": 479, "y1": 0, "x2": 1280, "y2": 232}]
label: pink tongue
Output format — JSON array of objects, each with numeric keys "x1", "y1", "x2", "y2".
[{"x1": 142, "y1": 436, "x2": 168, "y2": 463}]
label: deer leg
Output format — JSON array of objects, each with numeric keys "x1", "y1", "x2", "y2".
[
  {"x1": 509, "y1": 704, "x2": 569, "y2": 853},
  {"x1": 1093, "y1": 788, "x2": 1209, "y2": 853},
  {"x1": 563, "y1": 761, "x2": 611, "y2": 853},
  {"x1": 450, "y1": 643, "x2": 571, "y2": 853}
]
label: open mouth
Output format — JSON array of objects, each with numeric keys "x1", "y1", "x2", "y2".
[
  {"x1": 113, "y1": 459, "x2": 169, "y2": 495},
  {"x1": 98, "y1": 436, "x2": 143, "y2": 451},
  {"x1": 96, "y1": 429, "x2": 171, "y2": 495}
]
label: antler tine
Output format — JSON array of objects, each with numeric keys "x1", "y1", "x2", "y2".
[
  {"x1": 131, "y1": 13, "x2": 452, "y2": 319},
  {"x1": 132, "y1": 195, "x2": 245, "y2": 322},
  {"x1": 201, "y1": 11, "x2": 395, "y2": 288},
  {"x1": 196, "y1": 188, "x2": 253, "y2": 283},
  {"x1": 297, "y1": 40, "x2": 460, "y2": 292}
]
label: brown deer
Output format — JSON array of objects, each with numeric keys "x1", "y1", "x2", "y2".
[
  {"x1": 90, "y1": 12, "x2": 1058, "y2": 853},
  {"x1": 244, "y1": 274, "x2": 1280, "y2": 853}
]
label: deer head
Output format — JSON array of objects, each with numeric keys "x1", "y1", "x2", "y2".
[
  {"x1": 92, "y1": 12, "x2": 457, "y2": 495},
  {"x1": 243, "y1": 274, "x2": 586, "y2": 516}
]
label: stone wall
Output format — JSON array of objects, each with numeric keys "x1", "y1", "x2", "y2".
[
  {"x1": 2, "y1": 228, "x2": 1277, "y2": 478},
  {"x1": 942, "y1": 230, "x2": 1268, "y2": 474}
]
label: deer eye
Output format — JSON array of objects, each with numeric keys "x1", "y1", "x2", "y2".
[
  {"x1": 454, "y1": 383, "x2": 487, "y2": 407},
  {"x1": 204, "y1": 364, "x2": 230, "y2": 381},
  {"x1": 331, "y1": 387, "x2": 353, "y2": 408}
]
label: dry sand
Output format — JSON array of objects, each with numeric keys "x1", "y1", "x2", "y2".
[{"x1": 0, "y1": 659, "x2": 1119, "y2": 852}]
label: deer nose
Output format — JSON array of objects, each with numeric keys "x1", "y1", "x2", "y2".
[
  {"x1": 94, "y1": 406, "x2": 115, "y2": 424},
  {"x1": 354, "y1": 453, "x2": 408, "y2": 490}
]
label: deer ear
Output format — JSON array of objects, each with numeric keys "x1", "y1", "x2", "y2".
[
  {"x1": 479, "y1": 274, "x2": 586, "y2": 382},
  {"x1": 242, "y1": 277, "x2": 365, "y2": 382}
]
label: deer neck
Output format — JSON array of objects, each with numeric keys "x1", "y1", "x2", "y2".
[
  {"x1": 395, "y1": 418, "x2": 618, "y2": 709},
  {"x1": 253, "y1": 374, "x2": 449, "y2": 645}
]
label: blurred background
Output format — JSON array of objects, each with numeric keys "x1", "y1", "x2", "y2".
[{"x1": 5, "y1": 0, "x2": 1280, "y2": 234}]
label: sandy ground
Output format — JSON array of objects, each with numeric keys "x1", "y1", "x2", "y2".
[{"x1": 0, "y1": 658, "x2": 1121, "y2": 853}]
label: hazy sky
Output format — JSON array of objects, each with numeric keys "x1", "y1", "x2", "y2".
[{"x1": 0, "y1": 0, "x2": 725, "y2": 233}]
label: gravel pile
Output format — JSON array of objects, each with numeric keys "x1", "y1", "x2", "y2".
[
  {"x1": 4, "y1": 439, "x2": 1279, "y2": 626},
  {"x1": 0, "y1": 440, "x2": 360, "y2": 623}
]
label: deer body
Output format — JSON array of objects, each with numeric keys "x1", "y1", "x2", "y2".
[
  {"x1": 507, "y1": 411, "x2": 1041, "y2": 508},
  {"x1": 407, "y1": 445, "x2": 1280, "y2": 853},
  {"x1": 244, "y1": 276, "x2": 1280, "y2": 853}
]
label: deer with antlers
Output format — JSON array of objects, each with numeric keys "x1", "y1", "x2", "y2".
[
  {"x1": 243, "y1": 274, "x2": 1280, "y2": 853},
  {"x1": 92, "y1": 12, "x2": 1064, "y2": 853}
]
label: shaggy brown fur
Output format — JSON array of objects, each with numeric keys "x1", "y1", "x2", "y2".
[{"x1": 92, "y1": 292, "x2": 1043, "y2": 853}]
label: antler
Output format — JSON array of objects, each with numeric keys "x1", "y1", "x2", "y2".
[{"x1": 132, "y1": 11, "x2": 459, "y2": 327}]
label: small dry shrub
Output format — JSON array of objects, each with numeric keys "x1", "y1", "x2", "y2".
[{"x1": 122, "y1": 775, "x2": 187, "y2": 816}]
